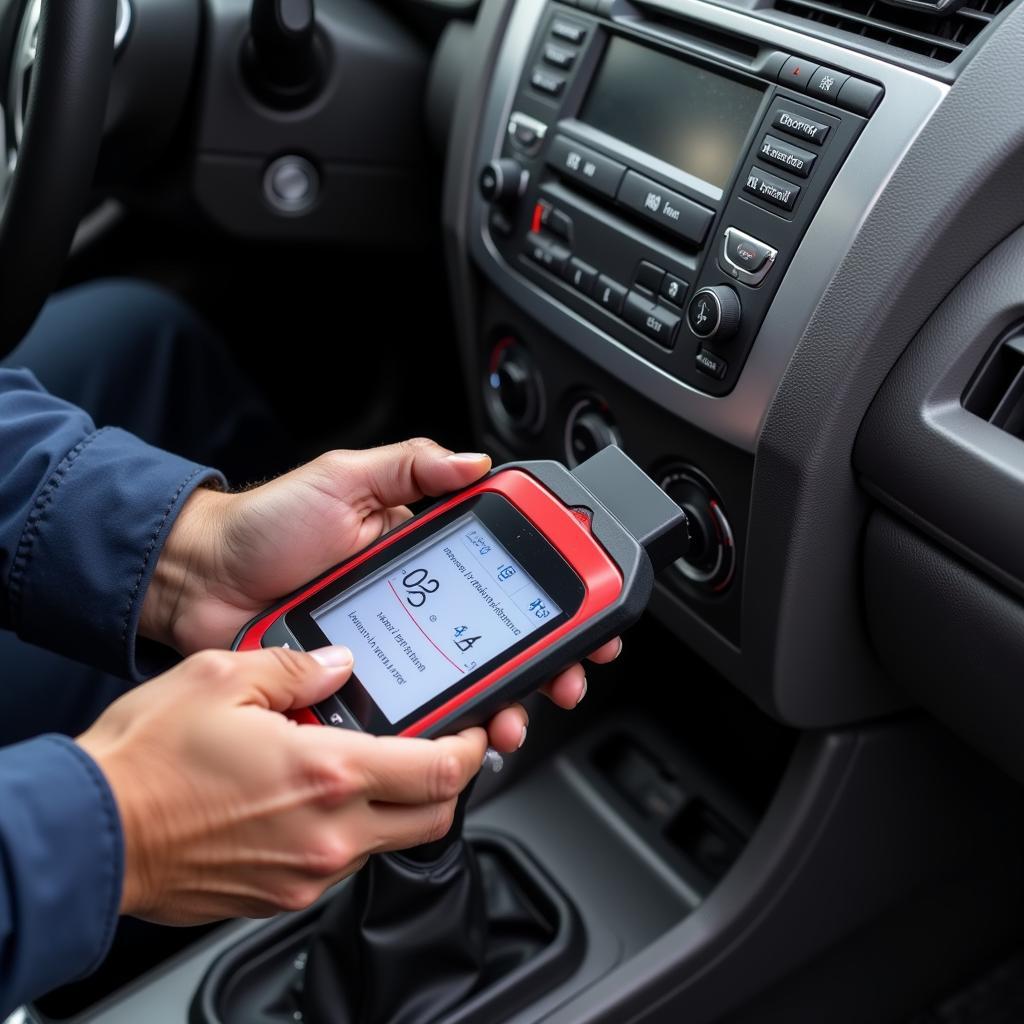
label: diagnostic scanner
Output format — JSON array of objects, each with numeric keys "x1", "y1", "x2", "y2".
[{"x1": 233, "y1": 447, "x2": 689, "y2": 737}]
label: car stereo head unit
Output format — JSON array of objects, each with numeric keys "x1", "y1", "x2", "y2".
[{"x1": 478, "y1": 0, "x2": 882, "y2": 396}]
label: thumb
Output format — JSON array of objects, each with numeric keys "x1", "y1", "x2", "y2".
[
  {"x1": 234, "y1": 645, "x2": 353, "y2": 713},
  {"x1": 341, "y1": 439, "x2": 492, "y2": 509}
]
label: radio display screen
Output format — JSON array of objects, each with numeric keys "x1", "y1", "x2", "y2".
[{"x1": 580, "y1": 37, "x2": 764, "y2": 190}]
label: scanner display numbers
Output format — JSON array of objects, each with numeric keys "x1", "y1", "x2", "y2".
[{"x1": 310, "y1": 513, "x2": 563, "y2": 723}]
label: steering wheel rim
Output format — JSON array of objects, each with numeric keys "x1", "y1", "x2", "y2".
[{"x1": 0, "y1": 0, "x2": 116, "y2": 355}]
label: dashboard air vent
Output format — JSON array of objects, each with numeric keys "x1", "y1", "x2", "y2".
[{"x1": 773, "y1": 0, "x2": 1010, "y2": 62}]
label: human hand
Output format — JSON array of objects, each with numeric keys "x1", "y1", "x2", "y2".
[
  {"x1": 77, "y1": 645, "x2": 487, "y2": 923},
  {"x1": 141, "y1": 439, "x2": 623, "y2": 752}
]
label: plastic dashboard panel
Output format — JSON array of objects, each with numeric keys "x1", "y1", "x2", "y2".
[
  {"x1": 463, "y1": 0, "x2": 947, "y2": 454},
  {"x1": 855, "y1": 224, "x2": 1024, "y2": 599}
]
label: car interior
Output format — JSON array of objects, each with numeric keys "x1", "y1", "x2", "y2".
[{"x1": 4, "y1": 0, "x2": 1024, "y2": 1019}]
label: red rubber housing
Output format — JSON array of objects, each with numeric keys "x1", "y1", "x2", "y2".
[{"x1": 235, "y1": 469, "x2": 623, "y2": 736}]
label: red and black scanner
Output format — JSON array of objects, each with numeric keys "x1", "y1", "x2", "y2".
[{"x1": 233, "y1": 446, "x2": 688, "y2": 738}]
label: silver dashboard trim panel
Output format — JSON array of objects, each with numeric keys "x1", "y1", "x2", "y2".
[{"x1": 467, "y1": 0, "x2": 948, "y2": 452}]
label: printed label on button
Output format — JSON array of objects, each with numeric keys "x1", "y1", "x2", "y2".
[{"x1": 744, "y1": 168, "x2": 800, "y2": 212}]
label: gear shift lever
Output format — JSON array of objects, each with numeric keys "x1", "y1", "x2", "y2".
[
  {"x1": 300, "y1": 785, "x2": 488, "y2": 1024},
  {"x1": 244, "y1": 0, "x2": 325, "y2": 108}
]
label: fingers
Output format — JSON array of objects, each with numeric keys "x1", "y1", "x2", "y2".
[
  {"x1": 538, "y1": 640, "x2": 621, "y2": 709},
  {"x1": 210, "y1": 645, "x2": 353, "y2": 713},
  {"x1": 541, "y1": 662, "x2": 588, "y2": 710},
  {"x1": 325, "y1": 439, "x2": 492, "y2": 510},
  {"x1": 368, "y1": 798, "x2": 462, "y2": 852},
  {"x1": 587, "y1": 637, "x2": 623, "y2": 665},
  {"x1": 313, "y1": 726, "x2": 488, "y2": 804},
  {"x1": 486, "y1": 705, "x2": 530, "y2": 753}
]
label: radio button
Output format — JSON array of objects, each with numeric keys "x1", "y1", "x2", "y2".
[
  {"x1": 771, "y1": 108, "x2": 830, "y2": 146},
  {"x1": 617, "y1": 171, "x2": 714, "y2": 246},
  {"x1": 838, "y1": 77, "x2": 883, "y2": 116},
  {"x1": 525, "y1": 232, "x2": 570, "y2": 274},
  {"x1": 743, "y1": 166, "x2": 800, "y2": 212},
  {"x1": 624, "y1": 291, "x2": 680, "y2": 349},
  {"x1": 543, "y1": 43, "x2": 576, "y2": 69},
  {"x1": 547, "y1": 136, "x2": 626, "y2": 198},
  {"x1": 635, "y1": 260, "x2": 665, "y2": 294},
  {"x1": 660, "y1": 275, "x2": 688, "y2": 307},
  {"x1": 758, "y1": 134, "x2": 816, "y2": 178},
  {"x1": 564, "y1": 257, "x2": 597, "y2": 295},
  {"x1": 508, "y1": 111, "x2": 548, "y2": 156},
  {"x1": 720, "y1": 227, "x2": 778, "y2": 286},
  {"x1": 551, "y1": 19, "x2": 586, "y2": 43},
  {"x1": 807, "y1": 66, "x2": 849, "y2": 103},
  {"x1": 531, "y1": 69, "x2": 565, "y2": 96},
  {"x1": 778, "y1": 56, "x2": 820, "y2": 93},
  {"x1": 595, "y1": 275, "x2": 627, "y2": 315},
  {"x1": 695, "y1": 348, "x2": 728, "y2": 381}
]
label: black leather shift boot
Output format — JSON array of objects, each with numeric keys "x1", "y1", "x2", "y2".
[{"x1": 301, "y1": 839, "x2": 487, "y2": 1024}]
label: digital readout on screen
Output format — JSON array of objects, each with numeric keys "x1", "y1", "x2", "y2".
[
  {"x1": 580, "y1": 37, "x2": 764, "y2": 190},
  {"x1": 310, "y1": 514, "x2": 562, "y2": 724}
]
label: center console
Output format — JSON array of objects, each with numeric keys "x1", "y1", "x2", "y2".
[{"x1": 450, "y1": 0, "x2": 947, "y2": 712}]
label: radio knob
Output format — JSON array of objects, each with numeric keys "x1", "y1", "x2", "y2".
[
  {"x1": 479, "y1": 159, "x2": 527, "y2": 206},
  {"x1": 687, "y1": 286, "x2": 741, "y2": 343}
]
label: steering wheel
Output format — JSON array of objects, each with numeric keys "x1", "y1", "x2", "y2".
[{"x1": 0, "y1": 0, "x2": 116, "y2": 354}]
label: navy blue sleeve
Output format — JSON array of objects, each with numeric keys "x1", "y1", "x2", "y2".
[
  {"x1": 0, "y1": 736, "x2": 124, "y2": 1017},
  {"x1": 0, "y1": 368, "x2": 229, "y2": 1012},
  {"x1": 0, "y1": 367, "x2": 225, "y2": 679}
]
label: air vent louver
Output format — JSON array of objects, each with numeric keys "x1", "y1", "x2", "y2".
[{"x1": 774, "y1": 0, "x2": 1010, "y2": 62}]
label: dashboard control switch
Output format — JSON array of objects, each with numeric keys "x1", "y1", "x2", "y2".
[
  {"x1": 564, "y1": 257, "x2": 597, "y2": 294},
  {"x1": 595, "y1": 275, "x2": 627, "y2": 315},
  {"x1": 547, "y1": 136, "x2": 626, "y2": 198},
  {"x1": 719, "y1": 227, "x2": 778, "y2": 286},
  {"x1": 525, "y1": 233, "x2": 570, "y2": 274},
  {"x1": 687, "y1": 286, "x2": 741, "y2": 343},
  {"x1": 771, "y1": 108, "x2": 830, "y2": 146},
  {"x1": 531, "y1": 68, "x2": 566, "y2": 96},
  {"x1": 660, "y1": 275, "x2": 688, "y2": 307},
  {"x1": 551, "y1": 19, "x2": 586, "y2": 43},
  {"x1": 695, "y1": 348, "x2": 728, "y2": 380},
  {"x1": 485, "y1": 339, "x2": 545, "y2": 436},
  {"x1": 838, "y1": 77, "x2": 883, "y2": 116},
  {"x1": 624, "y1": 292, "x2": 680, "y2": 349},
  {"x1": 479, "y1": 159, "x2": 527, "y2": 206},
  {"x1": 778, "y1": 56, "x2": 820, "y2": 92},
  {"x1": 635, "y1": 260, "x2": 666, "y2": 294},
  {"x1": 617, "y1": 171, "x2": 714, "y2": 246},
  {"x1": 743, "y1": 166, "x2": 800, "y2": 212},
  {"x1": 807, "y1": 66, "x2": 849, "y2": 102},
  {"x1": 758, "y1": 134, "x2": 816, "y2": 178},
  {"x1": 507, "y1": 111, "x2": 548, "y2": 156}
]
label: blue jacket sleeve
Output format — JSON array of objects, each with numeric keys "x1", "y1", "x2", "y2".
[
  {"x1": 0, "y1": 368, "x2": 229, "y2": 1011},
  {"x1": 0, "y1": 367, "x2": 225, "y2": 679},
  {"x1": 0, "y1": 736, "x2": 124, "y2": 1017}
]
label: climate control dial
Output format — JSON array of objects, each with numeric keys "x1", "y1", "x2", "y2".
[
  {"x1": 659, "y1": 467, "x2": 735, "y2": 591},
  {"x1": 484, "y1": 338, "x2": 544, "y2": 436}
]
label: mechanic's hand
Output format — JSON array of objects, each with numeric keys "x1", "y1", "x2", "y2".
[
  {"x1": 77, "y1": 645, "x2": 487, "y2": 923},
  {"x1": 141, "y1": 439, "x2": 622, "y2": 753}
]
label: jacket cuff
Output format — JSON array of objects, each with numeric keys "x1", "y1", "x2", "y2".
[
  {"x1": 9, "y1": 426, "x2": 225, "y2": 681},
  {"x1": 0, "y1": 736, "x2": 124, "y2": 1008}
]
